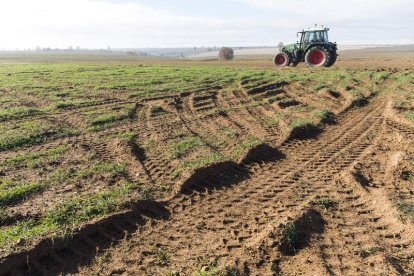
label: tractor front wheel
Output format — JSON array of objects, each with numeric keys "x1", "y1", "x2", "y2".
[
  {"x1": 305, "y1": 46, "x2": 330, "y2": 67},
  {"x1": 273, "y1": 52, "x2": 291, "y2": 67}
]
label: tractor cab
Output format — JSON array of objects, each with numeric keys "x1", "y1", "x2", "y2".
[{"x1": 299, "y1": 29, "x2": 329, "y2": 47}]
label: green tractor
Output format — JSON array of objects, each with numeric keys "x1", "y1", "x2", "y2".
[{"x1": 274, "y1": 26, "x2": 337, "y2": 67}]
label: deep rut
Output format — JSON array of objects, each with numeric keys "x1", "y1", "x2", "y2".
[{"x1": 1, "y1": 100, "x2": 398, "y2": 275}]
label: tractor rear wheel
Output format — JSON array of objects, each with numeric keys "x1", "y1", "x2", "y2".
[
  {"x1": 274, "y1": 52, "x2": 291, "y2": 67},
  {"x1": 326, "y1": 51, "x2": 337, "y2": 67},
  {"x1": 305, "y1": 46, "x2": 330, "y2": 67}
]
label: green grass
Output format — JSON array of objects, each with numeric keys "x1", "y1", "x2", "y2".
[
  {"x1": 44, "y1": 182, "x2": 137, "y2": 226},
  {"x1": 0, "y1": 107, "x2": 44, "y2": 122},
  {"x1": 0, "y1": 182, "x2": 44, "y2": 208},
  {"x1": 221, "y1": 127, "x2": 238, "y2": 138},
  {"x1": 389, "y1": 72, "x2": 414, "y2": 121},
  {"x1": 316, "y1": 198, "x2": 337, "y2": 210},
  {"x1": 168, "y1": 136, "x2": 204, "y2": 159},
  {"x1": 152, "y1": 247, "x2": 170, "y2": 266},
  {"x1": 396, "y1": 201, "x2": 414, "y2": 223},
  {"x1": 314, "y1": 109, "x2": 336, "y2": 124},
  {"x1": 91, "y1": 113, "x2": 128, "y2": 125},
  {"x1": 76, "y1": 162, "x2": 127, "y2": 179},
  {"x1": 289, "y1": 119, "x2": 314, "y2": 129},
  {"x1": 203, "y1": 134, "x2": 228, "y2": 149},
  {"x1": 0, "y1": 63, "x2": 403, "y2": 257},
  {"x1": 390, "y1": 72, "x2": 414, "y2": 121},
  {"x1": 373, "y1": 71, "x2": 391, "y2": 82},
  {"x1": 406, "y1": 112, "x2": 414, "y2": 121},
  {"x1": 0, "y1": 178, "x2": 14, "y2": 190},
  {"x1": 0, "y1": 121, "x2": 79, "y2": 151},
  {"x1": 164, "y1": 272, "x2": 179, "y2": 276},
  {"x1": 53, "y1": 99, "x2": 101, "y2": 110},
  {"x1": 170, "y1": 170, "x2": 181, "y2": 180},
  {"x1": 0, "y1": 181, "x2": 140, "y2": 249},
  {"x1": 3, "y1": 145, "x2": 69, "y2": 168},
  {"x1": 0, "y1": 207, "x2": 7, "y2": 223},
  {"x1": 314, "y1": 84, "x2": 332, "y2": 91},
  {"x1": 86, "y1": 106, "x2": 135, "y2": 132},
  {"x1": 195, "y1": 266, "x2": 234, "y2": 276},
  {"x1": 0, "y1": 63, "x2": 382, "y2": 114},
  {"x1": 279, "y1": 222, "x2": 300, "y2": 254},
  {"x1": 194, "y1": 259, "x2": 239, "y2": 276},
  {"x1": 262, "y1": 116, "x2": 280, "y2": 128},
  {"x1": 231, "y1": 135, "x2": 263, "y2": 160},
  {"x1": 150, "y1": 106, "x2": 168, "y2": 117},
  {"x1": 0, "y1": 121, "x2": 50, "y2": 151},
  {"x1": 181, "y1": 152, "x2": 227, "y2": 171},
  {"x1": 0, "y1": 162, "x2": 126, "y2": 208}
]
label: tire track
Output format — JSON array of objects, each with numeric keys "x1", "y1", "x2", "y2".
[
  {"x1": 76, "y1": 102, "x2": 384, "y2": 275},
  {"x1": 0, "y1": 97, "x2": 389, "y2": 275},
  {"x1": 386, "y1": 118, "x2": 414, "y2": 137}
]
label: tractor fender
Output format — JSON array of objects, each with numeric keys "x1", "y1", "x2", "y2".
[
  {"x1": 281, "y1": 49, "x2": 294, "y2": 55},
  {"x1": 304, "y1": 43, "x2": 336, "y2": 55}
]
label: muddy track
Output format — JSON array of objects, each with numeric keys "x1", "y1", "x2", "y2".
[{"x1": 0, "y1": 98, "x2": 393, "y2": 275}]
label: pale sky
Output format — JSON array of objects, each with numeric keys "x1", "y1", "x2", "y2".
[{"x1": 1, "y1": 0, "x2": 413, "y2": 49}]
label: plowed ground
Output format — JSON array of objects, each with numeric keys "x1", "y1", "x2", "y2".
[{"x1": 0, "y1": 61, "x2": 413, "y2": 276}]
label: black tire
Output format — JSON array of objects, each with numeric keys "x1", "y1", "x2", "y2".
[
  {"x1": 325, "y1": 51, "x2": 337, "y2": 67},
  {"x1": 273, "y1": 52, "x2": 291, "y2": 67},
  {"x1": 305, "y1": 46, "x2": 330, "y2": 67}
]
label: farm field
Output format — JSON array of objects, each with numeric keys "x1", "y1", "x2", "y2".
[{"x1": 0, "y1": 54, "x2": 413, "y2": 275}]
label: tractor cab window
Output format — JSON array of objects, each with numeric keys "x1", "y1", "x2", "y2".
[
  {"x1": 315, "y1": 31, "x2": 328, "y2": 42},
  {"x1": 303, "y1": 31, "x2": 329, "y2": 44},
  {"x1": 315, "y1": 32, "x2": 323, "y2": 41},
  {"x1": 323, "y1": 31, "x2": 329, "y2": 42},
  {"x1": 303, "y1": 32, "x2": 312, "y2": 44}
]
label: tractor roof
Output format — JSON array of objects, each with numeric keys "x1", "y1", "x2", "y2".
[{"x1": 302, "y1": 26, "x2": 330, "y2": 32}]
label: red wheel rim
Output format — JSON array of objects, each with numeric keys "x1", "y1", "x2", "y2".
[
  {"x1": 309, "y1": 50, "x2": 324, "y2": 65},
  {"x1": 275, "y1": 54, "x2": 286, "y2": 66}
]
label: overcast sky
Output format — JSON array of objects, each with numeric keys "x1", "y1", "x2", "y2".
[{"x1": 1, "y1": 0, "x2": 413, "y2": 49}]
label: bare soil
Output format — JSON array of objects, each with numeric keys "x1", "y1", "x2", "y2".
[{"x1": 0, "y1": 53, "x2": 413, "y2": 275}]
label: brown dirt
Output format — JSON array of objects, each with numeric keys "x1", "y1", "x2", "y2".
[
  {"x1": 0, "y1": 55, "x2": 413, "y2": 275},
  {"x1": 2, "y1": 92, "x2": 413, "y2": 275}
]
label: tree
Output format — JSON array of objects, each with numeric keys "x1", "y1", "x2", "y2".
[
  {"x1": 219, "y1": 47, "x2": 234, "y2": 60},
  {"x1": 277, "y1": 42, "x2": 284, "y2": 48}
]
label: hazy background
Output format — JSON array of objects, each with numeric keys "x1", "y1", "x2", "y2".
[{"x1": 1, "y1": 0, "x2": 413, "y2": 51}]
